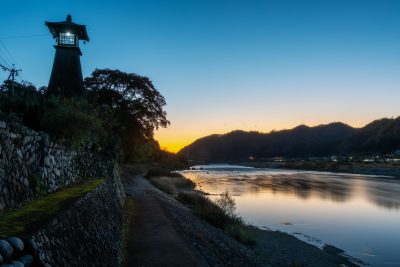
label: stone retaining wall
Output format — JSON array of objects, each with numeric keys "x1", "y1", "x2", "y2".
[
  {"x1": 31, "y1": 167, "x2": 125, "y2": 267},
  {"x1": 0, "y1": 120, "x2": 111, "y2": 210}
]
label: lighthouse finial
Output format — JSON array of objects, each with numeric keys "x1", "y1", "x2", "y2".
[{"x1": 66, "y1": 14, "x2": 72, "y2": 22}]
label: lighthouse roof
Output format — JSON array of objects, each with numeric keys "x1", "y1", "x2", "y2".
[{"x1": 45, "y1": 15, "x2": 89, "y2": 41}]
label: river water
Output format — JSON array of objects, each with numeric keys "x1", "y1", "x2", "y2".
[{"x1": 180, "y1": 164, "x2": 400, "y2": 267}]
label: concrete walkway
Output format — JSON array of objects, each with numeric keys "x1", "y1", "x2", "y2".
[{"x1": 120, "y1": 166, "x2": 208, "y2": 267}]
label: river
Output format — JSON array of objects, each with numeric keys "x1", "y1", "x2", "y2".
[{"x1": 180, "y1": 164, "x2": 400, "y2": 267}]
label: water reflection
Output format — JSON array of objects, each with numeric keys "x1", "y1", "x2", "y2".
[
  {"x1": 365, "y1": 180, "x2": 400, "y2": 210},
  {"x1": 182, "y1": 166, "x2": 400, "y2": 211},
  {"x1": 251, "y1": 174, "x2": 353, "y2": 202},
  {"x1": 181, "y1": 165, "x2": 400, "y2": 267}
]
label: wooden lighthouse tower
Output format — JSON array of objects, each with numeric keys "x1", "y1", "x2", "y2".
[{"x1": 45, "y1": 15, "x2": 89, "y2": 97}]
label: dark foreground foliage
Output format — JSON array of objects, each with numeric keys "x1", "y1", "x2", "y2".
[
  {"x1": 144, "y1": 168, "x2": 255, "y2": 245},
  {"x1": 145, "y1": 168, "x2": 195, "y2": 195},
  {"x1": 85, "y1": 69, "x2": 170, "y2": 162},
  {"x1": 0, "y1": 81, "x2": 44, "y2": 129},
  {"x1": 0, "y1": 69, "x2": 185, "y2": 165},
  {"x1": 177, "y1": 191, "x2": 256, "y2": 245}
]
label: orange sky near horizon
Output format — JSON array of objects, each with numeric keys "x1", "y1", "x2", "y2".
[{"x1": 1, "y1": 2, "x2": 399, "y2": 155}]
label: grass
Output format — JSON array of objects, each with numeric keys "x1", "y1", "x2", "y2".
[
  {"x1": 122, "y1": 197, "x2": 135, "y2": 267},
  {"x1": 0, "y1": 178, "x2": 105, "y2": 238},
  {"x1": 146, "y1": 168, "x2": 195, "y2": 195},
  {"x1": 224, "y1": 224, "x2": 256, "y2": 246},
  {"x1": 177, "y1": 192, "x2": 256, "y2": 245},
  {"x1": 146, "y1": 166, "x2": 172, "y2": 177},
  {"x1": 146, "y1": 167, "x2": 256, "y2": 245}
]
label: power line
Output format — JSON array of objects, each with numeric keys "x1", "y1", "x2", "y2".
[
  {"x1": 0, "y1": 52, "x2": 11, "y2": 68},
  {"x1": 0, "y1": 40, "x2": 20, "y2": 69},
  {"x1": 0, "y1": 40, "x2": 31, "y2": 82},
  {"x1": 0, "y1": 47, "x2": 13, "y2": 68},
  {"x1": 0, "y1": 33, "x2": 47, "y2": 40},
  {"x1": 0, "y1": 64, "x2": 21, "y2": 95},
  {"x1": 0, "y1": 35, "x2": 41, "y2": 84},
  {"x1": 0, "y1": 42, "x2": 12, "y2": 68}
]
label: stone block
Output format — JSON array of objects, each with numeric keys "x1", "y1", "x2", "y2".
[
  {"x1": 0, "y1": 240, "x2": 13, "y2": 259},
  {"x1": 6, "y1": 237, "x2": 24, "y2": 253}
]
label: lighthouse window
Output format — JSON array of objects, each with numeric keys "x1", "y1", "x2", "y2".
[{"x1": 59, "y1": 32, "x2": 75, "y2": 45}]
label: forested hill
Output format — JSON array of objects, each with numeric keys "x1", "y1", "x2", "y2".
[{"x1": 178, "y1": 117, "x2": 400, "y2": 161}]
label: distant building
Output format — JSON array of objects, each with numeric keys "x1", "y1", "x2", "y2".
[
  {"x1": 273, "y1": 157, "x2": 284, "y2": 162},
  {"x1": 363, "y1": 158, "x2": 374, "y2": 163},
  {"x1": 45, "y1": 15, "x2": 89, "y2": 97}
]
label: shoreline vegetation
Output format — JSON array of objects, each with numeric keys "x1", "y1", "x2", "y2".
[
  {"x1": 238, "y1": 160, "x2": 400, "y2": 178},
  {"x1": 178, "y1": 118, "x2": 400, "y2": 165},
  {"x1": 145, "y1": 166, "x2": 360, "y2": 267},
  {"x1": 145, "y1": 167, "x2": 256, "y2": 245}
]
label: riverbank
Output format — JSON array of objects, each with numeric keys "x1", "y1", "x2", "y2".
[
  {"x1": 120, "y1": 165, "x2": 257, "y2": 266},
  {"x1": 123, "y1": 165, "x2": 359, "y2": 267},
  {"x1": 238, "y1": 161, "x2": 400, "y2": 178}
]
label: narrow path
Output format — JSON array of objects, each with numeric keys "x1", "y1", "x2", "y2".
[{"x1": 120, "y1": 166, "x2": 208, "y2": 267}]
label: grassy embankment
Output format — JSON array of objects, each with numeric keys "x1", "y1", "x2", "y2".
[
  {"x1": 0, "y1": 179, "x2": 105, "y2": 238},
  {"x1": 146, "y1": 167, "x2": 256, "y2": 245},
  {"x1": 146, "y1": 167, "x2": 196, "y2": 195}
]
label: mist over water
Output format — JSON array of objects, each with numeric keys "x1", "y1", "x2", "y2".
[{"x1": 181, "y1": 165, "x2": 400, "y2": 267}]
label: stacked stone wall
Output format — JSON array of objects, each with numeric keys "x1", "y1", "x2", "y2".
[
  {"x1": 0, "y1": 120, "x2": 111, "y2": 210},
  {"x1": 31, "y1": 168, "x2": 125, "y2": 266}
]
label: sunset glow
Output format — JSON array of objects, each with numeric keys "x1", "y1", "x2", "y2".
[
  {"x1": 155, "y1": 115, "x2": 395, "y2": 153},
  {"x1": 1, "y1": 1, "x2": 399, "y2": 153},
  {"x1": 1, "y1": 1, "x2": 400, "y2": 266}
]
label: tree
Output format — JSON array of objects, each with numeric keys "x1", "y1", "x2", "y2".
[
  {"x1": 40, "y1": 97, "x2": 103, "y2": 148},
  {"x1": 0, "y1": 80, "x2": 44, "y2": 129},
  {"x1": 84, "y1": 69, "x2": 170, "y2": 161}
]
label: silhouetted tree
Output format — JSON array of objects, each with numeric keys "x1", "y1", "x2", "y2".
[
  {"x1": 0, "y1": 81, "x2": 44, "y2": 129},
  {"x1": 84, "y1": 68, "x2": 170, "y2": 161}
]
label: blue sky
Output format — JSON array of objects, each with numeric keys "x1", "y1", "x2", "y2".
[{"x1": 1, "y1": 0, "x2": 399, "y2": 151}]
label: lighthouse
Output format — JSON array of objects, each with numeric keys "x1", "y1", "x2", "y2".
[{"x1": 45, "y1": 15, "x2": 89, "y2": 97}]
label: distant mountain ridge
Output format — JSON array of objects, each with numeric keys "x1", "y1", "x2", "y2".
[{"x1": 178, "y1": 117, "x2": 400, "y2": 161}]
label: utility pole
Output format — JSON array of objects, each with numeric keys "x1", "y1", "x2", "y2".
[{"x1": 0, "y1": 64, "x2": 21, "y2": 95}]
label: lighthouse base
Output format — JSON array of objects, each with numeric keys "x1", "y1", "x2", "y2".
[{"x1": 47, "y1": 46, "x2": 85, "y2": 97}]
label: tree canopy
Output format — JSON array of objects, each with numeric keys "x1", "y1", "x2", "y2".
[
  {"x1": 85, "y1": 69, "x2": 169, "y2": 138},
  {"x1": 0, "y1": 68, "x2": 173, "y2": 163},
  {"x1": 84, "y1": 68, "x2": 170, "y2": 161}
]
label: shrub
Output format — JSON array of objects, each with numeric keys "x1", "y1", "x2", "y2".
[
  {"x1": 177, "y1": 192, "x2": 241, "y2": 228},
  {"x1": 167, "y1": 172, "x2": 185, "y2": 178},
  {"x1": 40, "y1": 97, "x2": 102, "y2": 148},
  {"x1": 148, "y1": 177, "x2": 176, "y2": 195},
  {"x1": 177, "y1": 191, "x2": 256, "y2": 245},
  {"x1": 146, "y1": 167, "x2": 171, "y2": 178},
  {"x1": 147, "y1": 174, "x2": 196, "y2": 195},
  {"x1": 0, "y1": 81, "x2": 44, "y2": 129},
  {"x1": 127, "y1": 141, "x2": 158, "y2": 163},
  {"x1": 176, "y1": 191, "x2": 202, "y2": 206},
  {"x1": 215, "y1": 190, "x2": 237, "y2": 218},
  {"x1": 225, "y1": 224, "x2": 256, "y2": 245}
]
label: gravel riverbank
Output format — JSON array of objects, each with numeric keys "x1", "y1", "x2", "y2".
[{"x1": 121, "y1": 165, "x2": 359, "y2": 267}]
